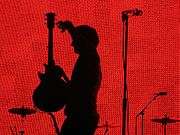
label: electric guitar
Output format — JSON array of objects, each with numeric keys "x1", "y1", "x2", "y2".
[{"x1": 32, "y1": 13, "x2": 68, "y2": 112}]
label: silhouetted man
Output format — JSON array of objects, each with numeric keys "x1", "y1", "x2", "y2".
[{"x1": 57, "y1": 21, "x2": 102, "y2": 135}]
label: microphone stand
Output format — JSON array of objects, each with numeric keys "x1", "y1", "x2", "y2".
[
  {"x1": 121, "y1": 13, "x2": 129, "y2": 135},
  {"x1": 135, "y1": 94, "x2": 159, "y2": 135},
  {"x1": 121, "y1": 10, "x2": 142, "y2": 135}
]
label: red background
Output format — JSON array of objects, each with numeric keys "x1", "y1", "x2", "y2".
[{"x1": 0, "y1": 0, "x2": 179, "y2": 134}]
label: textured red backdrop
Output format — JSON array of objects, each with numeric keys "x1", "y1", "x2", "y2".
[{"x1": 0, "y1": 0, "x2": 179, "y2": 135}]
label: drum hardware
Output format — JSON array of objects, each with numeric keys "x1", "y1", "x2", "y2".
[
  {"x1": 135, "y1": 91, "x2": 167, "y2": 135},
  {"x1": 8, "y1": 106, "x2": 36, "y2": 117},
  {"x1": 151, "y1": 114, "x2": 180, "y2": 135},
  {"x1": 97, "y1": 121, "x2": 120, "y2": 135},
  {"x1": 8, "y1": 106, "x2": 36, "y2": 135}
]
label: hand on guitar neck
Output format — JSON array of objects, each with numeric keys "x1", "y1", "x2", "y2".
[{"x1": 56, "y1": 20, "x2": 74, "y2": 32}]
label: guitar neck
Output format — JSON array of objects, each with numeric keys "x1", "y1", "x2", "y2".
[
  {"x1": 48, "y1": 27, "x2": 55, "y2": 67},
  {"x1": 46, "y1": 12, "x2": 55, "y2": 68}
]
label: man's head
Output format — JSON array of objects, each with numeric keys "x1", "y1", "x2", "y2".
[{"x1": 71, "y1": 25, "x2": 99, "y2": 54}]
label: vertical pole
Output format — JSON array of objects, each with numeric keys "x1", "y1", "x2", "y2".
[
  {"x1": 164, "y1": 124, "x2": 166, "y2": 135},
  {"x1": 122, "y1": 14, "x2": 128, "y2": 135},
  {"x1": 141, "y1": 112, "x2": 144, "y2": 135},
  {"x1": 135, "y1": 116, "x2": 138, "y2": 135}
]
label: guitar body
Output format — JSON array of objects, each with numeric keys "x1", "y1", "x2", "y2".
[
  {"x1": 33, "y1": 73, "x2": 67, "y2": 112},
  {"x1": 32, "y1": 13, "x2": 67, "y2": 112}
]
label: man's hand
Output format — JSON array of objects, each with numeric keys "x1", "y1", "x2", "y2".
[
  {"x1": 48, "y1": 64, "x2": 65, "y2": 78},
  {"x1": 56, "y1": 20, "x2": 74, "y2": 32}
]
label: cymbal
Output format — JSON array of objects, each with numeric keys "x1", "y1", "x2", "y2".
[
  {"x1": 8, "y1": 106, "x2": 36, "y2": 117},
  {"x1": 151, "y1": 116, "x2": 180, "y2": 125}
]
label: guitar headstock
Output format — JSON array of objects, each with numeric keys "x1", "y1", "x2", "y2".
[{"x1": 46, "y1": 12, "x2": 55, "y2": 29}]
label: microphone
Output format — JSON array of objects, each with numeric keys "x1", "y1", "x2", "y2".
[
  {"x1": 122, "y1": 8, "x2": 143, "y2": 16},
  {"x1": 154, "y1": 92, "x2": 167, "y2": 96}
]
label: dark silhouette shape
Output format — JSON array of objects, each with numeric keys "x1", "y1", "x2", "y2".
[
  {"x1": 57, "y1": 21, "x2": 102, "y2": 135},
  {"x1": 32, "y1": 13, "x2": 69, "y2": 112},
  {"x1": 151, "y1": 114, "x2": 180, "y2": 135},
  {"x1": 8, "y1": 106, "x2": 36, "y2": 117},
  {"x1": 49, "y1": 112, "x2": 61, "y2": 135},
  {"x1": 8, "y1": 106, "x2": 37, "y2": 135}
]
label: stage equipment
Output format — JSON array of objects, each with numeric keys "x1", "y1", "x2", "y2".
[
  {"x1": 151, "y1": 115, "x2": 180, "y2": 135},
  {"x1": 32, "y1": 13, "x2": 69, "y2": 112},
  {"x1": 97, "y1": 121, "x2": 120, "y2": 135},
  {"x1": 121, "y1": 8, "x2": 143, "y2": 135},
  {"x1": 8, "y1": 106, "x2": 36, "y2": 117},
  {"x1": 8, "y1": 106, "x2": 36, "y2": 135},
  {"x1": 135, "y1": 91, "x2": 167, "y2": 135}
]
